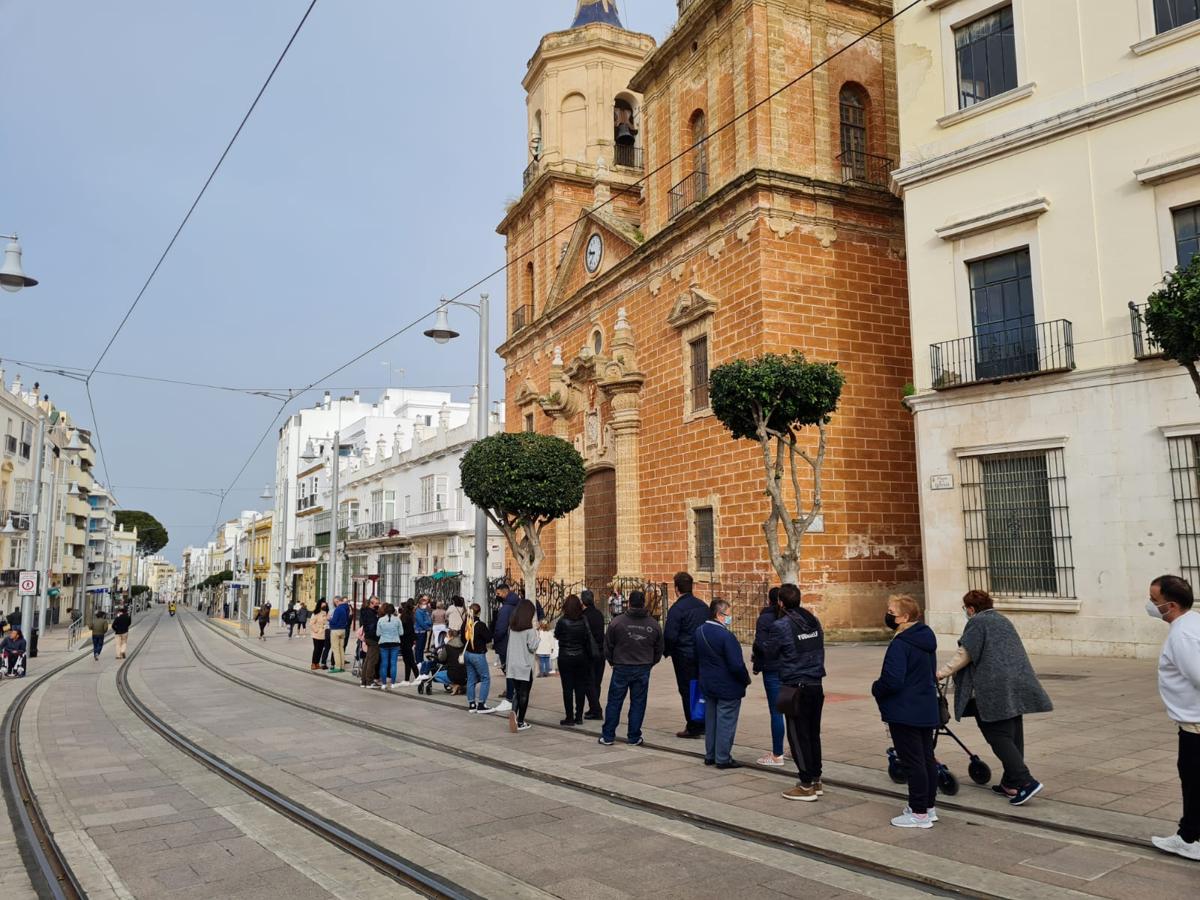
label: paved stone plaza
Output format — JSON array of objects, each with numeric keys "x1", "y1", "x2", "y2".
[{"x1": 5, "y1": 611, "x2": 1192, "y2": 899}]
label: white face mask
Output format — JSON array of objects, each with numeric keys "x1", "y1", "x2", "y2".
[
  {"x1": 1146, "y1": 599, "x2": 1166, "y2": 620},
  {"x1": 962, "y1": 608, "x2": 970, "y2": 623}
]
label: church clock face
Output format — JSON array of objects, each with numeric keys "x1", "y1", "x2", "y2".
[{"x1": 585, "y1": 233, "x2": 604, "y2": 273}]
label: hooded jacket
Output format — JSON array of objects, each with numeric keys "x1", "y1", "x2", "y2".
[
  {"x1": 751, "y1": 607, "x2": 780, "y2": 674},
  {"x1": 664, "y1": 593, "x2": 708, "y2": 660},
  {"x1": 492, "y1": 593, "x2": 520, "y2": 655},
  {"x1": 872, "y1": 622, "x2": 940, "y2": 728},
  {"x1": 762, "y1": 607, "x2": 826, "y2": 686},
  {"x1": 605, "y1": 607, "x2": 664, "y2": 667}
]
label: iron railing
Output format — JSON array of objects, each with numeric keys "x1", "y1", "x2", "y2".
[
  {"x1": 67, "y1": 614, "x2": 85, "y2": 649},
  {"x1": 614, "y1": 145, "x2": 644, "y2": 170},
  {"x1": 930, "y1": 319, "x2": 1074, "y2": 389},
  {"x1": 1129, "y1": 302, "x2": 1164, "y2": 359},
  {"x1": 290, "y1": 546, "x2": 316, "y2": 560},
  {"x1": 347, "y1": 520, "x2": 404, "y2": 542},
  {"x1": 523, "y1": 159, "x2": 539, "y2": 190},
  {"x1": 837, "y1": 150, "x2": 893, "y2": 189},
  {"x1": 296, "y1": 495, "x2": 319, "y2": 512},
  {"x1": 0, "y1": 570, "x2": 19, "y2": 587},
  {"x1": 669, "y1": 170, "x2": 708, "y2": 219},
  {"x1": 512, "y1": 304, "x2": 533, "y2": 333}
]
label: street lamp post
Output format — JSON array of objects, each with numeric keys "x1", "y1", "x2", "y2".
[
  {"x1": 424, "y1": 293, "x2": 490, "y2": 618},
  {"x1": 326, "y1": 433, "x2": 341, "y2": 606},
  {"x1": 0, "y1": 234, "x2": 38, "y2": 293}
]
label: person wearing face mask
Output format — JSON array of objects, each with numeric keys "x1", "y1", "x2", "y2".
[
  {"x1": 695, "y1": 599, "x2": 752, "y2": 769},
  {"x1": 936, "y1": 590, "x2": 1052, "y2": 807},
  {"x1": 872, "y1": 595, "x2": 940, "y2": 828},
  {"x1": 1146, "y1": 575, "x2": 1200, "y2": 862}
]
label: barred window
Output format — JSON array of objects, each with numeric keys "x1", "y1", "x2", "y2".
[
  {"x1": 1168, "y1": 436, "x2": 1200, "y2": 586},
  {"x1": 689, "y1": 336, "x2": 710, "y2": 411},
  {"x1": 954, "y1": 6, "x2": 1017, "y2": 109},
  {"x1": 694, "y1": 506, "x2": 715, "y2": 572},
  {"x1": 960, "y1": 449, "x2": 1074, "y2": 597}
]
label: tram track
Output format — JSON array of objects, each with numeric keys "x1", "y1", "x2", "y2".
[
  {"x1": 191, "y1": 611, "x2": 1162, "y2": 856},
  {"x1": 114, "y1": 614, "x2": 481, "y2": 900},
  {"x1": 174, "y1": 614, "x2": 1048, "y2": 900}
]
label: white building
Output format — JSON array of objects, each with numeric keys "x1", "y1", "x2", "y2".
[
  {"x1": 85, "y1": 483, "x2": 117, "y2": 610},
  {"x1": 893, "y1": 0, "x2": 1200, "y2": 657}
]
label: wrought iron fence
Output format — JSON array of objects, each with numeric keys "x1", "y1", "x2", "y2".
[
  {"x1": 414, "y1": 574, "x2": 463, "y2": 606},
  {"x1": 930, "y1": 319, "x2": 1074, "y2": 389},
  {"x1": 488, "y1": 573, "x2": 670, "y2": 627},
  {"x1": 347, "y1": 520, "x2": 404, "y2": 542},
  {"x1": 669, "y1": 170, "x2": 708, "y2": 219},
  {"x1": 523, "y1": 159, "x2": 539, "y2": 190},
  {"x1": 614, "y1": 145, "x2": 644, "y2": 170},
  {"x1": 512, "y1": 304, "x2": 533, "y2": 333},
  {"x1": 1129, "y1": 302, "x2": 1163, "y2": 359},
  {"x1": 837, "y1": 150, "x2": 893, "y2": 189}
]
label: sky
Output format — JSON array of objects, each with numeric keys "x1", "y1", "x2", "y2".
[{"x1": 0, "y1": 0, "x2": 679, "y2": 562}]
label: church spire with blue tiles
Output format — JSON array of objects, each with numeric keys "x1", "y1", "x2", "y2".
[{"x1": 572, "y1": 0, "x2": 624, "y2": 29}]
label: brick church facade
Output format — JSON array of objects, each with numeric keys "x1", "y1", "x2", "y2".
[{"x1": 497, "y1": 0, "x2": 921, "y2": 633}]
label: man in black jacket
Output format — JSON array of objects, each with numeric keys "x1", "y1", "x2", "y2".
[
  {"x1": 599, "y1": 591, "x2": 663, "y2": 747},
  {"x1": 581, "y1": 590, "x2": 606, "y2": 719},
  {"x1": 359, "y1": 596, "x2": 381, "y2": 688},
  {"x1": 112, "y1": 607, "x2": 132, "y2": 660},
  {"x1": 663, "y1": 572, "x2": 708, "y2": 738}
]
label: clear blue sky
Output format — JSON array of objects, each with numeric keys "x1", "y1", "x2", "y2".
[{"x1": 0, "y1": 1, "x2": 677, "y2": 560}]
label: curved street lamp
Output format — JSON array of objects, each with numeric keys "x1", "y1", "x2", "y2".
[{"x1": 0, "y1": 235, "x2": 38, "y2": 293}]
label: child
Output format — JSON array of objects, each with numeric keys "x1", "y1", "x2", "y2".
[{"x1": 536, "y1": 620, "x2": 557, "y2": 677}]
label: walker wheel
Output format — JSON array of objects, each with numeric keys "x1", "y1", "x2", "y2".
[
  {"x1": 887, "y1": 761, "x2": 908, "y2": 784},
  {"x1": 968, "y1": 758, "x2": 991, "y2": 785},
  {"x1": 937, "y1": 766, "x2": 960, "y2": 796}
]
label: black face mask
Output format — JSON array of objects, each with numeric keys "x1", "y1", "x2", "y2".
[{"x1": 884, "y1": 612, "x2": 899, "y2": 631}]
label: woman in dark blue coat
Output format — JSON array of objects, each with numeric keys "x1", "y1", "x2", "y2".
[
  {"x1": 872, "y1": 595, "x2": 940, "y2": 829},
  {"x1": 751, "y1": 588, "x2": 786, "y2": 767}
]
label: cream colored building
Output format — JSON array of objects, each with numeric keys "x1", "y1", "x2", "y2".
[{"x1": 894, "y1": 0, "x2": 1200, "y2": 656}]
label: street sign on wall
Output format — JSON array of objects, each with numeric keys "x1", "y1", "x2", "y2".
[{"x1": 18, "y1": 571, "x2": 38, "y2": 595}]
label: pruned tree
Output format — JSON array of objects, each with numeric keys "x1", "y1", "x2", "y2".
[
  {"x1": 1145, "y1": 253, "x2": 1200, "y2": 401},
  {"x1": 114, "y1": 510, "x2": 169, "y2": 555},
  {"x1": 710, "y1": 351, "x2": 845, "y2": 585},
  {"x1": 459, "y1": 432, "x2": 585, "y2": 603}
]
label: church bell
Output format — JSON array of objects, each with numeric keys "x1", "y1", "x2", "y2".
[{"x1": 615, "y1": 122, "x2": 637, "y2": 146}]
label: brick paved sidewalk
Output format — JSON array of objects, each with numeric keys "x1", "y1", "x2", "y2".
[{"x1": 223, "y1": 616, "x2": 1183, "y2": 835}]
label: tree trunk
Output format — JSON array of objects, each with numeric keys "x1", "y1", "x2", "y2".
[
  {"x1": 778, "y1": 558, "x2": 800, "y2": 586},
  {"x1": 1185, "y1": 360, "x2": 1200, "y2": 404}
]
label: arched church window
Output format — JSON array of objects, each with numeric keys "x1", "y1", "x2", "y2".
[{"x1": 839, "y1": 85, "x2": 869, "y2": 182}]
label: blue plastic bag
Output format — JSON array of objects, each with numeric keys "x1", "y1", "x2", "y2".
[{"x1": 688, "y1": 679, "x2": 706, "y2": 722}]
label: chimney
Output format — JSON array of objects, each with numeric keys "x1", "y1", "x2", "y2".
[{"x1": 323, "y1": 391, "x2": 331, "y2": 410}]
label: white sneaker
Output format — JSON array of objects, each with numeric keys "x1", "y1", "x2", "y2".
[
  {"x1": 904, "y1": 806, "x2": 939, "y2": 823},
  {"x1": 384, "y1": 684, "x2": 392, "y2": 691},
  {"x1": 473, "y1": 705, "x2": 491, "y2": 714},
  {"x1": 1151, "y1": 834, "x2": 1200, "y2": 861},
  {"x1": 516, "y1": 722, "x2": 532, "y2": 732},
  {"x1": 416, "y1": 674, "x2": 432, "y2": 683},
  {"x1": 891, "y1": 810, "x2": 933, "y2": 829},
  {"x1": 398, "y1": 681, "x2": 410, "y2": 687},
  {"x1": 491, "y1": 699, "x2": 513, "y2": 713}
]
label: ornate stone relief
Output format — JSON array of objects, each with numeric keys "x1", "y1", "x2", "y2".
[{"x1": 667, "y1": 284, "x2": 720, "y2": 331}]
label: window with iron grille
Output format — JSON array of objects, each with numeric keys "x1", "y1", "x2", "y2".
[
  {"x1": 1174, "y1": 203, "x2": 1200, "y2": 268},
  {"x1": 1155, "y1": 0, "x2": 1200, "y2": 34},
  {"x1": 954, "y1": 6, "x2": 1017, "y2": 109},
  {"x1": 839, "y1": 86, "x2": 867, "y2": 181},
  {"x1": 960, "y1": 449, "x2": 1074, "y2": 597},
  {"x1": 694, "y1": 506, "x2": 715, "y2": 572},
  {"x1": 524, "y1": 413, "x2": 535, "y2": 433},
  {"x1": 690, "y1": 335, "x2": 710, "y2": 411},
  {"x1": 1167, "y1": 436, "x2": 1200, "y2": 586}
]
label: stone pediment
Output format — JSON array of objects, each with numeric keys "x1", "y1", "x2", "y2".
[
  {"x1": 667, "y1": 285, "x2": 719, "y2": 330},
  {"x1": 546, "y1": 208, "x2": 644, "y2": 312},
  {"x1": 513, "y1": 378, "x2": 543, "y2": 408}
]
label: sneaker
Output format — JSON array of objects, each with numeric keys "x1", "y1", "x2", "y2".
[
  {"x1": 904, "y1": 806, "x2": 939, "y2": 822},
  {"x1": 492, "y1": 699, "x2": 513, "y2": 714},
  {"x1": 468, "y1": 702, "x2": 477, "y2": 713},
  {"x1": 416, "y1": 674, "x2": 432, "y2": 684},
  {"x1": 516, "y1": 722, "x2": 532, "y2": 732},
  {"x1": 475, "y1": 705, "x2": 493, "y2": 714},
  {"x1": 1009, "y1": 781, "x2": 1043, "y2": 806},
  {"x1": 704, "y1": 758, "x2": 715, "y2": 766},
  {"x1": 782, "y1": 784, "x2": 819, "y2": 802},
  {"x1": 813, "y1": 781, "x2": 824, "y2": 797},
  {"x1": 597, "y1": 736, "x2": 615, "y2": 746},
  {"x1": 628, "y1": 737, "x2": 644, "y2": 746},
  {"x1": 891, "y1": 810, "x2": 933, "y2": 829},
  {"x1": 756, "y1": 754, "x2": 785, "y2": 767},
  {"x1": 1150, "y1": 834, "x2": 1200, "y2": 861},
  {"x1": 397, "y1": 680, "x2": 410, "y2": 687},
  {"x1": 991, "y1": 784, "x2": 1018, "y2": 798},
  {"x1": 384, "y1": 684, "x2": 392, "y2": 691},
  {"x1": 370, "y1": 683, "x2": 382, "y2": 690},
  {"x1": 508, "y1": 711, "x2": 518, "y2": 733}
]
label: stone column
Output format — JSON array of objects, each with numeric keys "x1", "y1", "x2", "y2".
[
  {"x1": 541, "y1": 347, "x2": 585, "y2": 585},
  {"x1": 600, "y1": 310, "x2": 645, "y2": 582}
]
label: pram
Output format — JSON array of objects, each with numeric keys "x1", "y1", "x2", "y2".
[
  {"x1": 417, "y1": 639, "x2": 465, "y2": 696},
  {"x1": 885, "y1": 681, "x2": 990, "y2": 796}
]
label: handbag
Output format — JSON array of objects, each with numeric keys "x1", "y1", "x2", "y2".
[
  {"x1": 775, "y1": 684, "x2": 801, "y2": 717},
  {"x1": 688, "y1": 678, "x2": 706, "y2": 722}
]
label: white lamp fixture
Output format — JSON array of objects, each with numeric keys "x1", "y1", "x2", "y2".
[
  {"x1": 0, "y1": 235, "x2": 37, "y2": 293},
  {"x1": 0, "y1": 514, "x2": 17, "y2": 536},
  {"x1": 423, "y1": 304, "x2": 459, "y2": 345},
  {"x1": 300, "y1": 439, "x2": 317, "y2": 463},
  {"x1": 260, "y1": 484, "x2": 273, "y2": 501}
]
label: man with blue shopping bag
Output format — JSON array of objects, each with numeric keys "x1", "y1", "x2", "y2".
[{"x1": 664, "y1": 572, "x2": 709, "y2": 739}]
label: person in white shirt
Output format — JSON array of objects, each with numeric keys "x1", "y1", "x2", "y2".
[{"x1": 1147, "y1": 574, "x2": 1200, "y2": 862}]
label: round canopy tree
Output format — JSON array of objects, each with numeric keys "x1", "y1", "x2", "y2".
[
  {"x1": 113, "y1": 510, "x2": 169, "y2": 555},
  {"x1": 1145, "y1": 253, "x2": 1200, "y2": 401},
  {"x1": 710, "y1": 351, "x2": 845, "y2": 585},
  {"x1": 460, "y1": 432, "x2": 585, "y2": 601}
]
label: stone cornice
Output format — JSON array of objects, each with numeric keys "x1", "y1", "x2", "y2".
[
  {"x1": 895, "y1": 67, "x2": 1200, "y2": 190},
  {"x1": 934, "y1": 196, "x2": 1050, "y2": 241},
  {"x1": 524, "y1": 25, "x2": 655, "y2": 92}
]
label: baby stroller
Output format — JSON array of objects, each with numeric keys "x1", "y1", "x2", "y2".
[
  {"x1": 886, "y1": 681, "x2": 990, "y2": 796},
  {"x1": 418, "y1": 641, "x2": 466, "y2": 696}
]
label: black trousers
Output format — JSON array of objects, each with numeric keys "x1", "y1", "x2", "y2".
[
  {"x1": 400, "y1": 636, "x2": 418, "y2": 681},
  {"x1": 890, "y1": 723, "x2": 937, "y2": 814},
  {"x1": 672, "y1": 655, "x2": 704, "y2": 734},
  {"x1": 977, "y1": 715, "x2": 1032, "y2": 788},
  {"x1": 784, "y1": 683, "x2": 824, "y2": 784},
  {"x1": 1178, "y1": 728, "x2": 1200, "y2": 843},
  {"x1": 311, "y1": 638, "x2": 324, "y2": 666},
  {"x1": 559, "y1": 654, "x2": 590, "y2": 719},
  {"x1": 586, "y1": 656, "x2": 605, "y2": 715},
  {"x1": 513, "y1": 674, "x2": 534, "y2": 725}
]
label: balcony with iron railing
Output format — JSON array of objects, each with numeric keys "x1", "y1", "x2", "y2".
[
  {"x1": 406, "y1": 507, "x2": 471, "y2": 536},
  {"x1": 930, "y1": 320, "x2": 1075, "y2": 389},
  {"x1": 523, "y1": 159, "x2": 539, "y2": 190},
  {"x1": 290, "y1": 546, "x2": 317, "y2": 561},
  {"x1": 512, "y1": 304, "x2": 534, "y2": 334},
  {"x1": 1129, "y1": 302, "x2": 1164, "y2": 360},
  {"x1": 613, "y1": 145, "x2": 644, "y2": 170},
  {"x1": 296, "y1": 494, "x2": 319, "y2": 513},
  {"x1": 669, "y1": 170, "x2": 708, "y2": 219},
  {"x1": 0, "y1": 511, "x2": 30, "y2": 531},
  {"x1": 837, "y1": 150, "x2": 894, "y2": 189},
  {"x1": 347, "y1": 520, "x2": 406, "y2": 543}
]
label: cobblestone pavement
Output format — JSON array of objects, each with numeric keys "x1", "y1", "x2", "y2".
[
  {"x1": 188, "y1": 613, "x2": 1196, "y2": 898},
  {"x1": 13, "y1": 611, "x2": 1196, "y2": 899}
]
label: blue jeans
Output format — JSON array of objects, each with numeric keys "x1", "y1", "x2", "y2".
[
  {"x1": 602, "y1": 664, "x2": 651, "y2": 743},
  {"x1": 538, "y1": 654, "x2": 552, "y2": 676},
  {"x1": 378, "y1": 645, "x2": 400, "y2": 683},
  {"x1": 465, "y1": 651, "x2": 490, "y2": 705},
  {"x1": 704, "y1": 695, "x2": 742, "y2": 765},
  {"x1": 762, "y1": 671, "x2": 785, "y2": 757},
  {"x1": 92, "y1": 634, "x2": 104, "y2": 657},
  {"x1": 433, "y1": 669, "x2": 451, "y2": 685}
]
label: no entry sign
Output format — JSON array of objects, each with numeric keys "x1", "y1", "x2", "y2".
[{"x1": 18, "y1": 571, "x2": 38, "y2": 595}]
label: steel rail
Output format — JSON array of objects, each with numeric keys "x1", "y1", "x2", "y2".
[
  {"x1": 178, "y1": 615, "x2": 977, "y2": 899},
  {"x1": 116, "y1": 615, "x2": 480, "y2": 900}
]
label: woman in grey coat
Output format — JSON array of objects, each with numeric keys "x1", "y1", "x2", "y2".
[
  {"x1": 937, "y1": 589, "x2": 1052, "y2": 806},
  {"x1": 503, "y1": 598, "x2": 541, "y2": 734}
]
